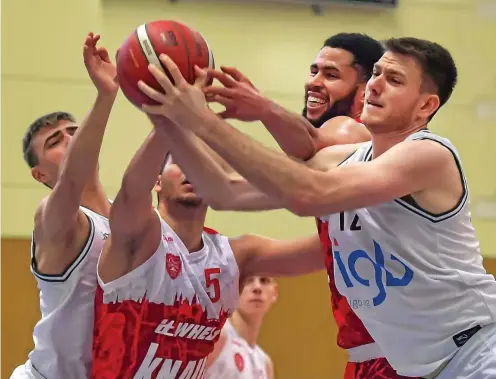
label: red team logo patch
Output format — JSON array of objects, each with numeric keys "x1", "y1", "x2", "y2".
[
  {"x1": 234, "y1": 352, "x2": 244, "y2": 372},
  {"x1": 166, "y1": 253, "x2": 182, "y2": 279}
]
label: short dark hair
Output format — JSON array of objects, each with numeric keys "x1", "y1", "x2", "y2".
[
  {"x1": 384, "y1": 37, "x2": 457, "y2": 119},
  {"x1": 323, "y1": 33, "x2": 384, "y2": 81},
  {"x1": 22, "y1": 111, "x2": 76, "y2": 168}
]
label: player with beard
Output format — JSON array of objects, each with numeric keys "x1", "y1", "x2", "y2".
[
  {"x1": 200, "y1": 33, "x2": 415, "y2": 379},
  {"x1": 136, "y1": 35, "x2": 417, "y2": 378},
  {"x1": 139, "y1": 36, "x2": 496, "y2": 379},
  {"x1": 204, "y1": 33, "x2": 380, "y2": 159}
]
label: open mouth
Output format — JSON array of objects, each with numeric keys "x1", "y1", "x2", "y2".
[{"x1": 307, "y1": 93, "x2": 327, "y2": 109}]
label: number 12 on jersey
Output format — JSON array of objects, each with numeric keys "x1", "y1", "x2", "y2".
[
  {"x1": 205, "y1": 268, "x2": 221, "y2": 303},
  {"x1": 339, "y1": 212, "x2": 361, "y2": 231}
]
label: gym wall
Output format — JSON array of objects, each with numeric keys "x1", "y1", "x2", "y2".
[{"x1": 2, "y1": 0, "x2": 495, "y2": 378}]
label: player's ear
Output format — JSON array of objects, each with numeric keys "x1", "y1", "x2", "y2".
[
  {"x1": 154, "y1": 175, "x2": 162, "y2": 193},
  {"x1": 270, "y1": 280, "x2": 278, "y2": 304}
]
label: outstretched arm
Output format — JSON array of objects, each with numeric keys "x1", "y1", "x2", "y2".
[
  {"x1": 138, "y1": 56, "x2": 453, "y2": 218},
  {"x1": 150, "y1": 119, "x2": 285, "y2": 212},
  {"x1": 231, "y1": 233, "x2": 324, "y2": 278},
  {"x1": 35, "y1": 33, "x2": 118, "y2": 273},
  {"x1": 204, "y1": 67, "x2": 317, "y2": 160}
]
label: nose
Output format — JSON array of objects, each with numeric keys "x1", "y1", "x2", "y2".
[
  {"x1": 62, "y1": 132, "x2": 73, "y2": 147},
  {"x1": 251, "y1": 278, "x2": 262, "y2": 294},
  {"x1": 366, "y1": 74, "x2": 382, "y2": 96},
  {"x1": 307, "y1": 72, "x2": 324, "y2": 91}
]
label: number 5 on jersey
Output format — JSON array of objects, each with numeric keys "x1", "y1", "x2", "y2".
[{"x1": 205, "y1": 268, "x2": 221, "y2": 303}]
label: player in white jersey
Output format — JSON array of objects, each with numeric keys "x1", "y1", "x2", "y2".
[
  {"x1": 92, "y1": 116, "x2": 326, "y2": 379},
  {"x1": 205, "y1": 276, "x2": 277, "y2": 379},
  {"x1": 138, "y1": 38, "x2": 496, "y2": 378},
  {"x1": 10, "y1": 33, "x2": 118, "y2": 379}
]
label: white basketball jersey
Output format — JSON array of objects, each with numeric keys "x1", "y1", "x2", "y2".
[
  {"x1": 205, "y1": 320, "x2": 269, "y2": 379},
  {"x1": 324, "y1": 130, "x2": 496, "y2": 377},
  {"x1": 92, "y1": 214, "x2": 240, "y2": 379},
  {"x1": 28, "y1": 206, "x2": 110, "y2": 379}
]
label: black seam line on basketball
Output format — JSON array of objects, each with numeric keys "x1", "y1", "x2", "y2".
[
  {"x1": 173, "y1": 23, "x2": 193, "y2": 83},
  {"x1": 31, "y1": 213, "x2": 95, "y2": 282},
  {"x1": 143, "y1": 24, "x2": 175, "y2": 85}
]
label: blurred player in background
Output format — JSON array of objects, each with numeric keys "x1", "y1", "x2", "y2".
[
  {"x1": 10, "y1": 33, "x2": 117, "y2": 379},
  {"x1": 205, "y1": 276, "x2": 277, "y2": 379}
]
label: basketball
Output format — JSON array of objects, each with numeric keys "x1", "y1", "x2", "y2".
[{"x1": 116, "y1": 20, "x2": 215, "y2": 108}]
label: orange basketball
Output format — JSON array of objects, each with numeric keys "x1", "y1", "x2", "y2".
[{"x1": 116, "y1": 20, "x2": 215, "y2": 108}]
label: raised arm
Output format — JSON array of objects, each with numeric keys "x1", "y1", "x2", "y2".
[
  {"x1": 35, "y1": 33, "x2": 118, "y2": 273},
  {"x1": 203, "y1": 67, "x2": 318, "y2": 160},
  {"x1": 98, "y1": 125, "x2": 170, "y2": 283},
  {"x1": 109, "y1": 125, "x2": 169, "y2": 243}
]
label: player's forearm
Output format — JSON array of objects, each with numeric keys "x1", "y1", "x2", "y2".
[
  {"x1": 260, "y1": 100, "x2": 317, "y2": 160},
  {"x1": 186, "y1": 111, "x2": 323, "y2": 215},
  {"x1": 164, "y1": 124, "x2": 272, "y2": 211},
  {"x1": 119, "y1": 128, "x2": 169, "y2": 202},
  {"x1": 57, "y1": 93, "x2": 116, "y2": 191}
]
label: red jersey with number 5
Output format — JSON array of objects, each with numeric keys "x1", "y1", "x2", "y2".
[{"x1": 92, "y1": 217, "x2": 240, "y2": 379}]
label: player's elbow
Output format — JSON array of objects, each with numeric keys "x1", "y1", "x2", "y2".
[{"x1": 286, "y1": 184, "x2": 323, "y2": 217}]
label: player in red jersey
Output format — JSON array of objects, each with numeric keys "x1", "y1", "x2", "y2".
[
  {"x1": 92, "y1": 115, "x2": 327, "y2": 379},
  {"x1": 137, "y1": 34, "x2": 419, "y2": 379}
]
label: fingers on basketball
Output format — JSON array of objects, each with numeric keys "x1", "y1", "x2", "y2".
[
  {"x1": 159, "y1": 54, "x2": 185, "y2": 88},
  {"x1": 148, "y1": 64, "x2": 174, "y2": 94},
  {"x1": 193, "y1": 66, "x2": 209, "y2": 89},
  {"x1": 138, "y1": 80, "x2": 166, "y2": 104}
]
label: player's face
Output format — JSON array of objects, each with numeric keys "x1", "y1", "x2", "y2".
[
  {"x1": 158, "y1": 159, "x2": 204, "y2": 208},
  {"x1": 303, "y1": 47, "x2": 363, "y2": 127},
  {"x1": 30, "y1": 121, "x2": 78, "y2": 187},
  {"x1": 361, "y1": 51, "x2": 439, "y2": 133},
  {"x1": 238, "y1": 276, "x2": 277, "y2": 317}
]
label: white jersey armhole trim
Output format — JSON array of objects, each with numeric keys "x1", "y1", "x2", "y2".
[
  {"x1": 31, "y1": 212, "x2": 95, "y2": 283},
  {"x1": 97, "y1": 208, "x2": 162, "y2": 292},
  {"x1": 394, "y1": 135, "x2": 468, "y2": 223}
]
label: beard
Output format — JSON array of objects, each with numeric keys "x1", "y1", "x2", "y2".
[{"x1": 302, "y1": 87, "x2": 358, "y2": 128}]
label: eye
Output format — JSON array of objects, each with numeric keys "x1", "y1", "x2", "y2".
[{"x1": 260, "y1": 277, "x2": 271, "y2": 284}]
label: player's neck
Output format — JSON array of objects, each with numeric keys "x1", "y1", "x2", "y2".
[
  {"x1": 80, "y1": 180, "x2": 110, "y2": 218},
  {"x1": 230, "y1": 311, "x2": 263, "y2": 348},
  {"x1": 158, "y1": 203, "x2": 207, "y2": 253},
  {"x1": 371, "y1": 122, "x2": 428, "y2": 158}
]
